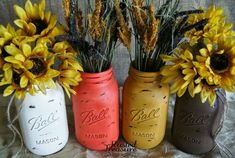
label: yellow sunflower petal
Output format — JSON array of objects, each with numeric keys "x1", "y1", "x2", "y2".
[
  {"x1": 62, "y1": 84, "x2": 71, "y2": 98},
  {"x1": 28, "y1": 86, "x2": 37, "y2": 96},
  {"x1": 177, "y1": 85, "x2": 187, "y2": 97},
  {"x1": 160, "y1": 54, "x2": 178, "y2": 62},
  {"x1": 216, "y1": 50, "x2": 224, "y2": 54},
  {"x1": 39, "y1": 0, "x2": 46, "y2": 19},
  {"x1": 3, "y1": 85, "x2": 15, "y2": 97},
  {"x1": 38, "y1": 84, "x2": 46, "y2": 94},
  {"x1": 15, "y1": 54, "x2": 25, "y2": 62},
  {"x1": 46, "y1": 69, "x2": 60, "y2": 78},
  {"x1": 208, "y1": 92, "x2": 216, "y2": 107},
  {"x1": 28, "y1": 22, "x2": 37, "y2": 35},
  {"x1": 188, "y1": 81, "x2": 195, "y2": 97},
  {"x1": 161, "y1": 74, "x2": 178, "y2": 84},
  {"x1": 160, "y1": 66, "x2": 180, "y2": 76},
  {"x1": 3, "y1": 63, "x2": 11, "y2": 71},
  {"x1": 230, "y1": 66, "x2": 235, "y2": 75},
  {"x1": 181, "y1": 62, "x2": 193, "y2": 69},
  {"x1": 44, "y1": 11, "x2": 52, "y2": 23},
  {"x1": 68, "y1": 60, "x2": 83, "y2": 71},
  {"x1": 24, "y1": 60, "x2": 33, "y2": 69},
  {"x1": 5, "y1": 44, "x2": 22, "y2": 56},
  {"x1": 5, "y1": 56, "x2": 22, "y2": 65},
  {"x1": 207, "y1": 44, "x2": 213, "y2": 52},
  {"x1": 45, "y1": 79, "x2": 56, "y2": 89},
  {"x1": 200, "y1": 88, "x2": 209, "y2": 103},
  {"x1": 4, "y1": 69, "x2": 13, "y2": 81},
  {"x1": 170, "y1": 78, "x2": 185, "y2": 93},
  {"x1": 0, "y1": 38, "x2": 5, "y2": 46},
  {"x1": 14, "y1": 5, "x2": 27, "y2": 20},
  {"x1": 64, "y1": 77, "x2": 81, "y2": 86},
  {"x1": 20, "y1": 75, "x2": 29, "y2": 88},
  {"x1": 199, "y1": 48, "x2": 208, "y2": 57},
  {"x1": 182, "y1": 68, "x2": 194, "y2": 75},
  {"x1": 25, "y1": 0, "x2": 34, "y2": 17},
  {"x1": 22, "y1": 43, "x2": 32, "y2": 57},
  {"x1": 61, "y1": 70, "x2": 78, "y2": 78},
  {"x1": 3, "y1": 32, "x2": 12, "y2": 41},
  {"x1": 193, "y1": 84, "x2": 202, "y2": 94},
  {"x1": 15, "y1": 90, "x2": 26, "y2": 100},
  {"x1": 196, "y1": 56, "x2": 207, "y2": 62},
  {"x1": 14, "y1": 19, "x2": 28, "y2": 29},
  {"x1": 180, "y1": 80, "x2": 191, "y2": 90},
  {"x1": 184, "y1": 50, "x2": 193, "y2": 60}
]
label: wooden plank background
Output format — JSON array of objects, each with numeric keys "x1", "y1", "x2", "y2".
[{"x1": 0, "y1": 0, "x2": 235, "y2": 85}]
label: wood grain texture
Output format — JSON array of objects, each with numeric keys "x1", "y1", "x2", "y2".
[{"x1": 0, "y1": 0, "x2": 234, "y2": 85}]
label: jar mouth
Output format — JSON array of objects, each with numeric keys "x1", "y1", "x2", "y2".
[
  {"x1": 129, "y1": 66, "x2": 161, "y2": 83},
  {"x1": 81, "y1": 67, "x2": 113, "y2": 78},
  {"x1": 80, "y1": 67, "x2": 114, "y2": 84},
  {"x1": 129, "y1": 65, "x2": 160, "y2": 78}
]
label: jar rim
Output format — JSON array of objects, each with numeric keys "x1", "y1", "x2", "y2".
[
  {"x1": 80, "y1": 67, "x2": 114, "y2": 84},
  {"x1": 129, "y1": 65, "x2": 160, "y2": 78},
  {"x1": 81, "y1": 67, "x2": 113, "y2": 78}
]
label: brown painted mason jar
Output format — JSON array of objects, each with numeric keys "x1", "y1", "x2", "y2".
[
  {"x1": 172, "y1": 89, "x2": 225, "y2": 154},
  {"x1": 122, "y1": 66, "x2": 169, "y2": 149}
]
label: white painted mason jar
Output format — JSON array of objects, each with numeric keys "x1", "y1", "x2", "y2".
[{"x1": 14, "y1": 83, "x2": 69, "y2": 156}]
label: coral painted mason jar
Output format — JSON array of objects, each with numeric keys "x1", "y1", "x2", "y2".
[
  {"x1": 72, "y1": 67, "x2": 119, "y2": 150},
  {"x1": 122, "y1": 66, "x2": 169, "y2": 149}
]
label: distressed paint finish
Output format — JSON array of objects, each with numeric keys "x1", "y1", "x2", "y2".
[
  {"x1": 0, "y1": 0, "x2": 235, "y2": 85},
  {"x1": 14, "y1": 83, "x2": 69, "y2": 156},
  {"x1": 72, "y1": 67, "x2": 119, "y2": 150},
  {"x1": 122, "y1": 67, "x2": 169, "y2": 149}
]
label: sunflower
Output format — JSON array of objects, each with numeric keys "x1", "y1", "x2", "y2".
[
  {"x1": 185, "y1": 5, "x2": 235, "y2": 45},
  {"x1": 0, "y1": 24, "x2": 21, "y2": 64},
  {"x1": 193, "y1": 77, "x2": 217, "y2": 106},
  {"x1": 52, "y1": 41, "x2": 83, "y2": 73},
  {"x1": 52, "y1": 41, "x2": 83, "y2": 97},
  {"x1": 194, "y1": 37, "x2": 235, "y2": 91},
  {"x1": 13, "y1": 0, "x2": 57, "y2": 38},
  {"x1": 1, "y1": 70, "x2": 37, "y2": 99},
  {"x1": 160, "y1": 48, "x2": 197, "y2": 97},
  {"x1": 0, "y1": 24, "x2": 22, "y2": 82},
  {"x1": 58, "y1": 60, "x2": 82, "y2": 97},
  {"x1": 52, "y1": 41, "x2": 77, "y2": 58},
  {"x1": 4, "y1": 42, "x2": 60, "y2": 94}
]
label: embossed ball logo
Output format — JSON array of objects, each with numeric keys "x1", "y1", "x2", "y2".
[
  {"x1": 130, "y1": 108, "x2": 160, "y2": 124},
  {"x1": 80, "y1": 108, "x2": 109, "y2": 126}
]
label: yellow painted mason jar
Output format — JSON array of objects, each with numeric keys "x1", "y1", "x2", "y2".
[{"x1": 122, "y1": 66, "x2": 169, "y2": 149}]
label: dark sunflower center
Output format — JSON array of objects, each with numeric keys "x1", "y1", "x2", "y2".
[
  {"x1": 31, "y1": 19, "x2": 48, "y2": 34},
  {"x1": 1, "y1": 48, "x2": 10, "y2": 58},
  {"x1": 13, "y1": 72, "x2": 21, "y2": 85},
  {"x1": 29, "y1": 58, "x2": 45, "y2": 76},
  {"x1": 210, "y1": 53, "x2": 229, "y2": 71}
]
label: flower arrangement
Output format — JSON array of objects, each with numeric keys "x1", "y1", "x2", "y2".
[
  {"x1": 59, "y1": 0, "x2": 127, "y2": 73},
  {"x1": 114, "y1": 0, "x2": 193, "y2": 72},
  {"x1": 115, "y1": 0, "x2": 206, "y2": 72},
  {"x1": 160, "y1": 5, "x2": 235, "y2": 105},
  {"x1": 0, "y1": 0, "x2": 83, "y2": 99}
]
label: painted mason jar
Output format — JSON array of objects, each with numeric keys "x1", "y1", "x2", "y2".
[
  {"x1": 15, "y1": 83, "x2": 69, "y2": 156},
  {"x1": 72, "y1": 67, "x2": 119, "y2": 151},
  {"x1": 122, "y1": 66, "x2": 169, "y2": 149},
  {"x1": 172, "y1": 89, "x2": 225, "y2": 154}
]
